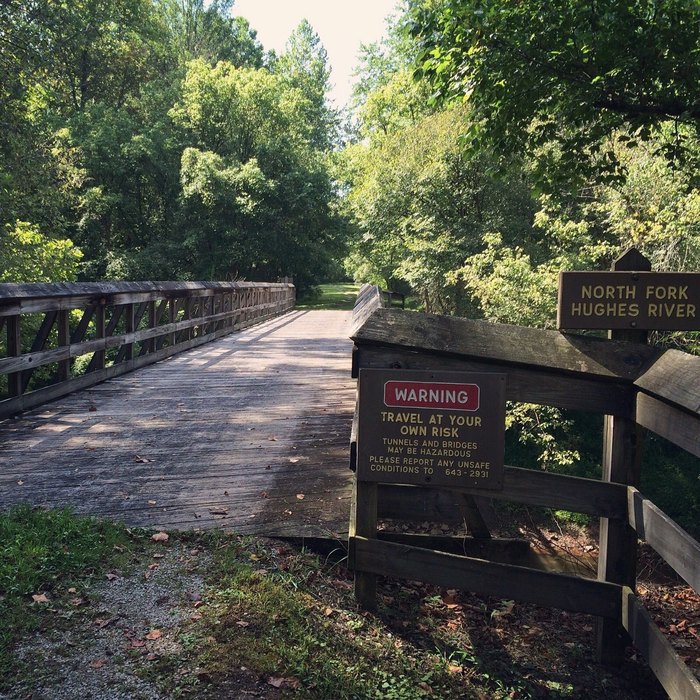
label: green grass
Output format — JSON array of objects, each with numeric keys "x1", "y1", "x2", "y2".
[
  {"x1": 0, "y1": 504, "x2": 144, "y2": 682},
  {"x1": 296, "y1": 282, "x2": 361, "y2": 310}
]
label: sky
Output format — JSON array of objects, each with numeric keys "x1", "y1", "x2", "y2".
[{"x1": 232, "y1": 0, "x2": 398, "y2": 109}]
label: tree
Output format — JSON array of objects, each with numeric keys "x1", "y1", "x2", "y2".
[
  {"x1": 275, "y1": 20, "x2": 335, "y2": 149},
  {"x1": 409, "y1": 0, "x2": 700, "y2": 187}
]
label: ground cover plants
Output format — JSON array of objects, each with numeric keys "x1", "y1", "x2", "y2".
[{"x1": 2, "y1": 505, "x2": 697, "y2": 699}]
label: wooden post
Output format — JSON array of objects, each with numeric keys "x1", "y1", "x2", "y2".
[
  {"x1": 597, "y1": 247, "x2": 650, "y2": 665},
  {"x1": 124, "y1": 303, "x2": 135, "y2": 361},
  {"x1": 57, "y1": 310, "x2": 70, "y2": 382},
  {"x1": 6, "y1": 314, "x2": 22, "y2": 397},
  {"x1": 350, "y1": 478, "x2": 378, "y2": 610},
  {"x1": 93, "y1": 302, "x2": 106, "y2": 371}
]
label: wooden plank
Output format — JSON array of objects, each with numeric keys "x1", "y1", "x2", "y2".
[
  {"x1": 622, "y1": 587, "x2": 700, "y2": 700},
  {"x1": 6, "y1": 315, "x2": 22, "y2": 397},
  {"x1": 628, "y1": 488, "x2": 700, "y2": 594},
  {"x1": 353, "y1": 308, "x2": 660, "y2": 383},
  {"x1": 352, "y1": 536, "x2": 621, "y2": 619},
  {"x1": 355, "y1": 345, "x2": 635, "y2": 417},
  {"x1": 21, "y1": 310, "x2": 58, "y2": 393},
  {"x1": 0, "y1": 310, "x2": 353, "y2": 539},
  {"x1": 636, "y1": 393, "x2": 700, "y2": 458},
  {"x1": 57, "y1": 310, "x2": 70, "y2": 382},
  {"x1": 350, "y1": 479, "x2": 378, "y2": 609},
  {"x1": 378, "y1": 466, "x2": 627, "y2": 521},
  {"x1": 0, "y1": 317, "x2": 280, "y2": 419},
  {"x1": 635, "y1": 349, "x2": 700, "y2": 415},
  {"x1": 350, "y1": 284, "x2": 385, "y2": 336}
]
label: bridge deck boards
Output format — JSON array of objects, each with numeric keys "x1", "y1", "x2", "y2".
[{"x1": 0, "y1": 310, "x2": 355, "y2": 537}]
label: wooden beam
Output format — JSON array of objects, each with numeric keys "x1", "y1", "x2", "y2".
[
  {"x1": 377, "y1": 466, "x2": 628, "y2": 521},
  {"x1": 355, "y1": 345, "x2": 635, "y2": 417},
  {"x1": 352, "y1": 536, "x2": 621, "y2": 619},
  {"x1": 621, "y1": 587, "x2": 700, "y2": 700},
  {"x1": 636, "y1": 393, "x2": 700, "y2": 458},
  {"x1": 635, "y1": 349, "x2": 700, "y2": 416},
  {"x1": 353, "y1": 308, "x2": 660, "y2": 383},
  {"x1": 628, "y1": 488, "x2": 700, "y2": 594}
]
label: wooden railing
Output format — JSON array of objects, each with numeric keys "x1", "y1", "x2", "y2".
[
  {"x1": 349, "y1": 285, "x2": 700, "y2": 700},
  {"x1": 0, "y1": 281, "x2": 295, "y2": 419}
]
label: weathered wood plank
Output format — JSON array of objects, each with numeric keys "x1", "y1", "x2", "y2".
[
  {"x1": 628, "y1": 488, "x2": 700, "y2": 594},
  {"x1": 635, "y1": 349, "x2": 700, "y2": 415},
  {"x1": 351, "y1": 536, "x2": 621, "y2": 619},
  {"x1": 636, "y1": 393, "x2": 700, "y2": 457},
  {"x1": 0, "y1": 310, "x2": 354, "y2": 539},
  {"x1": 355, "y1": 345, "x2": 635, "y2": 416},
  {"x1": 353, "y1": 308, "x2": 660, "y2": 382},
  {"x1": 621, "y1": 587, "x2": 700, "y2": 700},
  {"x1": 377, "y1": 466, "x2": 627, "y2": 521}
]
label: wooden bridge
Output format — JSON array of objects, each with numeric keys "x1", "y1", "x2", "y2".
[{"x1": 0, "y1": 282, "x2": 355, "y2": 536}]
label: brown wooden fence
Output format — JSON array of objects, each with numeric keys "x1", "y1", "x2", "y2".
[
  {"x1": 0, "y1": 281, "x2": 295, "y2": 419},
  {"x1": 348, "y1": 284, "x2": 700, "y2": 700}
]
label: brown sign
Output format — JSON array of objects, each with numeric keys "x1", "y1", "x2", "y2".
[
  {"x1": 357, "y1": 369, "x2": 506, "y2": 489},
  {"x1": 558, "y1": 271, "x2": 700, "y2": 330}
]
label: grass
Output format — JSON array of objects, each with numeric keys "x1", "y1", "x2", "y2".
[
  {"x1": 0, "y1": 504, "x2": 145, "y2": 682},
  {"x1": 296, "y1": 282, "x2": 361, "y2": 310},
  {"x1": 0, "y1": 508, "x2": 673, "y2": 699}
]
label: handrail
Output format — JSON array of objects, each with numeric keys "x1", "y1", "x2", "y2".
[{"x1": 0, "y1": 280, "x2": 295, "y2": 418}]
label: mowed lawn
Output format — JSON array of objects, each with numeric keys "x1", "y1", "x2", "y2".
[{"x1": 296, "y1": 282, "x2": 361, "y2": 310}]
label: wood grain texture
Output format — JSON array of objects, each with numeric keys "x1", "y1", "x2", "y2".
[
  {"x1": 353, "y1": 308, "x2": 660, "y2": 382},
  {"x1": 352, "y1": 536, "x2": 621, "y2": 619},
  {"x1": 0, "y1": 310, "x2": 355, "y2": 537},
  {"x1": 622, "y1": 587, "x2": 700, "y2": 700},
  {"x1": 635, "y1": 393, "x2": 700, "y2": 458},
  {"x1": 635, "y1": 349, "x2": 700, "y2": 415},
  {"x1": 628, "y1": 488, "x2": 700, "y2": 594}
]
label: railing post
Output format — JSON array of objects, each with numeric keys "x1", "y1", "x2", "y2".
[
  {"x1": 124, "y1": 303, "x2": 135, "y2": 361},
  {"x1": 597, "y1": 248, "x2": 650, "y2": 666},
  {"x1": 57, "y1": 310, "x2": 70, "y2": 382},
  {"x1": 93, "y1": 302, "x2": 106, "y2": 371},
  {"x1": 7, "y1": 314, "x2": 22, "y2": 397}
]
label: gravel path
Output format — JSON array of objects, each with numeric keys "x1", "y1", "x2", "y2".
[{"x1": 3, "y1": 544, "x2": 211, "y2": 700}]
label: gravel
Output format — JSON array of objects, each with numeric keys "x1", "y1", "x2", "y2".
[{"x1": 2, "y1": 544, "x2": 212, "y2": 700}]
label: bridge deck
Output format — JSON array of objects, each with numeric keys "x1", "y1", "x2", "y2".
[{"x1": 0, "y1": 310, "x2": 355, "y2": 537}]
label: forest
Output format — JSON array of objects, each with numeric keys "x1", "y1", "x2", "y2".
[{"x1": 2, "y1": 0, "x2": 699, "y2": 531}]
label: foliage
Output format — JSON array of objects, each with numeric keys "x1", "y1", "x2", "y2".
[
  {"x1": 409, "y1": 0, "x2": 700, "y2": 188},
  {"x1": 0, "y1": 221, "x2": 83, "y2": 283}
]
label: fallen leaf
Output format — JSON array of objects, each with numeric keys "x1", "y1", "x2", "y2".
[
  {"x1": 32, "y1": 593, "x2": 49, "y2": 604},
  {"x1": 148, "y1": 563, "x2": 159, "y2": 570},
  {"x1": 148, "y1": 500, "x2": 157, "y2": 506},
  {"x1": 67, "y1": 587, "x2": 77, "y2": 594},
  {"x1": 151, "y1": 532, "x2": 169, "y2": 542},
  {"x1": 209, "y1": 507, "x2": 228, "y2": 515},
  {"x1": 88, "y1": 658, "x2": 107, "y2": 669},
  {"x1": 133, "y1": 455, "x2": 153, "y2": 463},
  {"x1": 94, "y1": 617, "x2": 117, "y2": 629},
  {"x1": 131, "y1": 639, "x2": 146, "y2": 648},
  {"x1": 283, "y1": 509, "x2": 292, "y2": 515},
  {"x1": 186, "y1": 590, "x2": 202, "y2": 602},
  {"x1": 70, "y1": 597, "x2": 85, "y2": 606},
  {"x1": 267, "y1": 676, "x2": 301, "y2": 689},
  {"x1": 323, "y1": 607, "x2": 334, "y2": 617},
  {"x1": 236, "y1": 620, "x2": 250, "y2": 627},
  {"x1": 190, "y1": 612, "x2": 202, "y2": 621},
  {"x1": 105, "y1": 573, "x2": 119, "y2": 581},
  {"x1": 296, "y1": 493, "x2": 305, "y2": 500},
  {"x1": 288, "y1": 457, "x2": 299, "y2": 463},
  {"x1": 16, "y1": 480, "x2": 24, "y2": 486},
  {"x1": 259, "y1": 491, "x2": 268, "y2": 499},
  {"x1": 268, "y1": 436, "x2": 277, "y2": 441},
  {"x1": 145, "y1": 629, "x2": 162, "y2": 640},
  {"x1": 153, "y1": 553, "x2": 164, "y2": 559},
  {"x1": 447, "y1": 664, "x2": 463, "y2": 674}
]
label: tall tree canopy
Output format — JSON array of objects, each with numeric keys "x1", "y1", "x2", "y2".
[{"x1": 409, "y1": 0, "x2": 700, "y2": 186}]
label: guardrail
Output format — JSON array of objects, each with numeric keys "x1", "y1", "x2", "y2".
[
  {"x1": 0, "y1": 281, "x2": 295, "y2": 419},
  {"x1": 348, "y1": 285, "x2": 700, "y2": 699}
]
